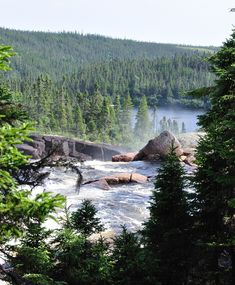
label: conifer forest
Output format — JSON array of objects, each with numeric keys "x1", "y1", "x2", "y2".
[{"x1": 0, "y1": 13, "x2": 234, "y2": 285}]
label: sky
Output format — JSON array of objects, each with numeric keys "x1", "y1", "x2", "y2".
[{"x1": 1, "y1": 0, "x2": 235, "y2": 46}]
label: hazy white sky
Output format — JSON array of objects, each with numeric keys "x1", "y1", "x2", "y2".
[{"x1": 1, "y1": 0, "x2": 235, "y2": 46}]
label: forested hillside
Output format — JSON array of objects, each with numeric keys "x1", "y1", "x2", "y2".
[
  {"x1": 0, "y1": 27, "x2": 217, "y2": 78},
  {"x1": 0, "y1": 28, "x2": 216, "y2": 144},
  {"x1": 1, "y1": 24, "x2": 235, "y2": 285}
]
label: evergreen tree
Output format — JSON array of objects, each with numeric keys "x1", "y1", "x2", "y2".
[
  {"x1": 70, "y1": 200, "x2": 104, "y2": 237},
  {"x1": 53, "y1": 229, "x2": 111, "y2": 285},
  {"x1": 159, "y1": 116, "x2": 167, "y2": 133},
  {"x1": 74, "y1": 105, "x2": 86, "y2": 138},
  {"x1": 53, "y1": 201, "x2": 111, "y2": 285},
  {"x1": 120, "y1": 93, "x2": 133, "y2": 144},
  {"x1": 181, "y1": 121, "x2": 186, "y2": 133},
  {"x1": 112, "y1": 95, "x2": 122, "y2": 142},
  {"x1": 58, "y1": 86, "x2": 68, "y2": 133},
  {"x1": 0, "y1": 44, "x2": 65, "y2": 284},
  {"x1": 134, "y1": 95, "x2": 151, "y2": 141},
  {"x1": 143, "y1": 152, "x2": 192, "y2": 285},
  {"x1": 191, "y1": 30, "x2": 235, "y2": 284},
  {"x1": 97, "y1": 96, "x2": 112, "y2": 142},
  {"x1": 111, "y1": 226, "x2": 151, "y2": 285},
  {"x1": 172, "y1": 119, "x2": 179, "y2": 134}
]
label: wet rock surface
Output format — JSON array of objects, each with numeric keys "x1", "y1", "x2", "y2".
[
  {"x1": 134, "y1": 131, "x2": 183, "y2": 160},
  {"x1": 17, "y1": 134, "x2": 126, "y2": 161},
  {"x1": 83, "y1": 172, "x2": 149, "y2": 190},
  {"x1": 111, "y1": 131, "x2": 204, "y2": 167},
  {"x1": 112, "y1": 152, "x2": 138, "y2": 162}
]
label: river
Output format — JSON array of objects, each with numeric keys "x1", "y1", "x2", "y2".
[
  {"x1": 40, "y1": 107, "x2": 203, "y2": 234},
  {"x1": 133, "y1": 107, "x2": 204, "y2": 133},
  {"x1": 42, "y1": 159, "x2": 193, "y2": 234}
]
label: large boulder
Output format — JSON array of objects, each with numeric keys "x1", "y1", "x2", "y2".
[{"x1": 134, "y1": 131, "x2": 183, "y2": 160}]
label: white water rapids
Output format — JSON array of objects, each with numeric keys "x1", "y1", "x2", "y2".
[
  {"x1": 38, "y1": 159, "x2": 194, "y2": 234},
  {"x1": 39, "y1": 160, "x2": 161, "y2": 234}
]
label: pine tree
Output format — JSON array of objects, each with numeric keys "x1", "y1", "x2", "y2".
[
  {"x1": 74, "y1": 105, "x2": 86, "y2": 138},
  {"x1": 70, "y1": 200, "x2": 104, "y2": 237},
  {"x1": 181, "y1": 121, "x2": 186, "y2": 133},
  {"x1": 58, "y1": 86, "x2": 68, "y2": 133},
  {"x1": 97, "y1": 96, "x2": 111, "y2": 142},
  {"x1": 134, "y1": 95, "x2": 151, "y2": 141},
  {"x1": 120, "y1": 93, "x2": 133, "y2": 144},
  {"x1": 191, "y1": 30, "x2": 235, "y2": 284},
  {"x1": 111, "y1": 226, "x2": 150, "y2": 285},
  {"x1": 112, "y1": 95, "x2": 122, "y2": 143},
  {"x1": 172, "y1": 119, "x2": 179, "y2": 134},
  {"x1": 0, "y1": 44, "x2": 65, "y2": 284},
  {"x1": 143, "y1": 152, "x2": 192, "y2": 285},
  {"x1": 159, "y1": 116, "x2": 167, "y2": 133}
]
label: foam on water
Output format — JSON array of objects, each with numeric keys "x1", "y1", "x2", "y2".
[{"x1": 42, "y1": 160, "x2": 160, "y2": 233}]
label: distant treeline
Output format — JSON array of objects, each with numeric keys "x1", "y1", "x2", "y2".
[
  {"x1": 0, "y1": 28, "x2": 215, "y2": 144},
  {"x1": 0, "y1": 27, "x2": 217, "y2": 78}
]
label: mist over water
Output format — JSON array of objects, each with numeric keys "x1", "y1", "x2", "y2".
[
  {"x1": 41, "y1": 107, "x2": 203, "y2": 233},
  {"x1": 133, "y1": 107, "x2": 204, "y2": 133}
]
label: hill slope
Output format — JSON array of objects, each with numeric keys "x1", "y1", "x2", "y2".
[
  {"x1": 0, "y1": 28, "x2": 215, "y2": 145},
  {"x1": 0, "y1": 27, "x2": 217, "y2": 79}
]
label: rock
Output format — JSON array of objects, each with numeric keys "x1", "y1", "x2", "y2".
[
  {"x1": 17, "y1": 133, "x2": 125, "y2": 161},
  {"x1": 16, "y1": 144, "x2": 40, "y2": 159},
  {"x1": 91, "y1": 179, "x2": 111, "y2": 190},
  {"x1": 180, "y1": 155, "x2": 187, "y2": 162},
  {"x1": 130, "y1": 173, "x2": 148, "y2": 183},
  {"x1": 183, "y1": 148, "x2": 196, "y2": 156},
  {"x1": 90, "y1": 229, "x2": 115, "y2": 242},
  {"x1": 104, "y1": 173, "x2": 132, "y2": 184},
  {"x1": 112, "y1": 152, "x2": 137, "y2": 162},
  {"x1": 27, "y1": 139, "x2": 45, "y2": 157},
  {"x1": 134, "y1": 131, "x2": 183, "y2": 160},
  {"x1": 184, "y1": 154, "x2": 196, "y2": 166},
  {"x1": 177, "y1": 132, "x2": 205, "y2": 149},
  {"x1": 83, "y1": 173, "x2": 148, "y2": 190}
]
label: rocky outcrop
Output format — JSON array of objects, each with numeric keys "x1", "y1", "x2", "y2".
[
  {"x1": 83, "y1": 173, "x2": 148, "y2": 190},
  {"x1": 134, "y1": 131, "x2": 183, "y2": 161},
  {"x1": 112, "y1": 152, "x2": 138, "y2": 162},
  {"x1": 17, "y1": 134, "x2": 126, "y2": 161},
  {"x1": 111, "y1": 131, "x2": 202, "y2": 166},
  {"x1": 177, "y1": 132, "x2": 205, "y2": 150},
  {"x1": 177, "y1": 132, "x2": 205, "y2": 166},
  {"x1": 104, "y1": 173, "x2": 148, "y2": 184}
]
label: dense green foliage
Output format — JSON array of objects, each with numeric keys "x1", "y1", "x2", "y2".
[
  {"x1": 143, "y1": 152, "x2": 192, "y2": 285},
  {"x1": 1, "y1": 27, "x2": 235, "y2": 285},
  {"x1": 0, "y1": 27, "x2": 217, "y2": 79},
  {"x1": 0, "y1": 44, "x2": 65, "y2": 284},
  {"x1": 111, "y1": 226, "x2": 151, "y2": 285},
  {"x1": 3, "y1": 55, "x2": 213, "y2": 145},
  {"x1": 191, "y1": 30, "x2": 235, "y2": 284},
  {"x1": 0, "y1": 28, "x2": 216, "y2": 145},
  {"x1": 70, "y1": 200, "x2": 105, "y2": 236}
]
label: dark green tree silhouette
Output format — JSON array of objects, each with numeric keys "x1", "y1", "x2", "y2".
[
  {"x1": 111, "y1": 226, "x2": 152, "y2": 285},
  {"x1": 191, "y1": 30, "x2": 235, "y2": 284},
  {"x1": 143, "y1": 152, "x2": 192, "y2": 285},
  {"x1": 70, "y1": 200, "x2": 104, "y2": 236}
]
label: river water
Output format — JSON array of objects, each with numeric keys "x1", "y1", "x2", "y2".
[
  {"x1": 133, "y1": 107, "x2": 204, "y2": 133},
  {"x1": 43, "y1": 160, "x2": 159, "y2": 233},
  {"x1": 42, "y1": 159, "x2": 194, "y2": 234},
  {"x1": 40, "y1": 108, "x2": 202, "y2": 233}
]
